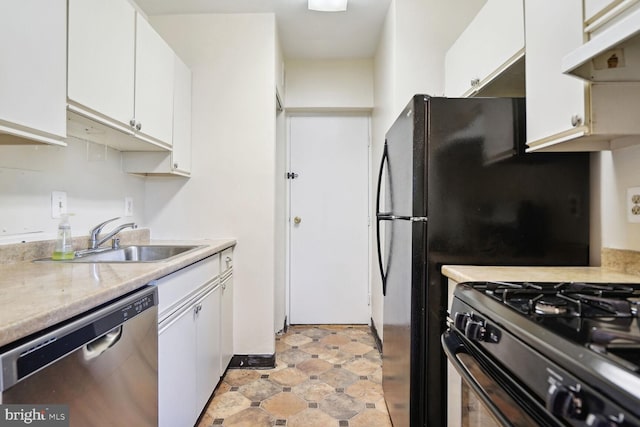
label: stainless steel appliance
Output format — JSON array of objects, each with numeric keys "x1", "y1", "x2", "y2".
[
  {"x1": 375, "y1": 95, "x2": 590, "y2": 426},
  {"x1": 1, "y1": 286, "x2": 158, "y2": 426},
  {"x1": 443, "y1": 281, "x2": 640, "y2": 426}
]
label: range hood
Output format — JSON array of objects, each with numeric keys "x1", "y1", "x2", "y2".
[{"x1": 562, "y1": 5, "x2": 640, "y2": 81}]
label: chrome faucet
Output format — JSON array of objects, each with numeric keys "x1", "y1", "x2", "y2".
[{"x1": 87, "y1": 217, "x2": 137, "y2": 250}]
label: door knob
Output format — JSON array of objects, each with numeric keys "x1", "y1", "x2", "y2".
[{"x1": 294, "y1": 216, "x2": 302, "y2": 224}]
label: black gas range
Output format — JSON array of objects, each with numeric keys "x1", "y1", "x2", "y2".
[{"x1": 442, "y1": 281, "x2": 640, "y2": 427}]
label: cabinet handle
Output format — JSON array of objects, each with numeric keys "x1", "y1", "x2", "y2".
[
  {"x1": 173, "y1": 162, "x2": 179, "y2": 169},
  {"x1": 470, "y1": 78, "x2": 480, "y2": 88},
  {"x1": 135, "y1": 122, "x2": 142, "y2": 131},
  {"x1": 571, "y1": 115, "x2": 583, "y2": 127},
  {"x1": 222, "y1": 283, "x2": 226, "y2": 290},
  {"x1": 226, "y1": 256, "x2": 232, "y2": 263},
  {"x1": 129, "y1": 118, "x2": 136, "y2": 127}
]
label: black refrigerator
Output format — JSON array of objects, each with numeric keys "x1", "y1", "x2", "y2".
[{"x1": 375, "y1": 95, "x2": 589, "y2": 427}]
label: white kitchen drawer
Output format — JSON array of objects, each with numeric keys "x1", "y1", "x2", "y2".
[
  {"x1": 221, "y1": 247, "x2": 233, "y2": 275},
  {"x1": 156, "y1": 254, "x2": 220, "y2": 318}
]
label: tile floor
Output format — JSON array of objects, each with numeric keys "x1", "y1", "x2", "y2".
[{"x1": 197, "y1": 325, "x2": 392, "y2": 427}]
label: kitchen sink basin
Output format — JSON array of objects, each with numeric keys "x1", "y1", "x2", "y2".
[{"x1": 37, "y1": 245, "x2": 204, "y2": 263}]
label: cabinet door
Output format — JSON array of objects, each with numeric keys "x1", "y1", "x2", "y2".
[
  {"x1": 195, "y1": 285, "x2": 221, "y2": 413},
  {"x1": 445, "y1": 0, "x2": 524, "y2": 97},
  {"x1": 525, "y1": 0, "x2": 588, "y2": 148},
  {"x1": 221, "y1": 274, "x2": 234, "y2": 373},
  {"x1": 0, "y1": 0, "x2": 66, "y2": 144},
  {"x1": 68, "y1": 0, "x2": 135, "y2": 128},
  {"x1": 158, "y1": 306, "x2": 197, "y2": 427},
  {"x1": 586, "y1": 0, "x2": 619, "y2": 22},
  {"x1": 584, "y1": 0, "x2": 640, "y2": 30},
  {"x1": 134, "y1": 13, "x2": 175, "y2": 146},
  {"x1": 172, "y1": 55, "x2": 192, "y2": 174}
]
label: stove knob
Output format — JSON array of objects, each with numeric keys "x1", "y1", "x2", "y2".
[
  {"x1": 547, "y1": 384, "x2": 583, "y2": 419},
  {"x1": 465, "y1": 320, "x2": 486, "y2": 341},
  {"x1": 586, "y1": 414, "x2": 618, "y2": 427},
  {"x1": 454, "y1": 312, "x2": 470, "y2": 330}
]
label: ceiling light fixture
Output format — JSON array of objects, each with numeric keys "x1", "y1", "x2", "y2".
[{"x1": 308, "y1": 0, "x2": 348, "y2": 12}]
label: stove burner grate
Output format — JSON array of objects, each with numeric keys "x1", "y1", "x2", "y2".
[{"x1": 472, "y1": 281, "x2": 640, "y2": 318}]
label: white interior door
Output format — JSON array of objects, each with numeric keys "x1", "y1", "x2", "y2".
[{"x1": 289, "y1": 115, "x2": 370, "y2": 324}]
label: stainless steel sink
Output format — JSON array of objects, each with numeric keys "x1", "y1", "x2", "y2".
[{"x1": 37, "y1": 245, "x2": 204, "y2": 263}]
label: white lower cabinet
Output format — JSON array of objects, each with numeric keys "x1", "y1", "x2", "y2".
[
  {"x1": 196, "y1": 285, "x2": 222, "y2": 412},
  {"x1": 157, "y1": 252, "x2": 233, "y2": 427},
  {"x1": 220, "y1": 272, "x2": 234, "y2": 374},
  {"x1": 158, "y1": 303, "x2": 197, "y2": 426},
  {"x1": 159, "y1": 284, "x2": 220, "y2": 427},
  {"x1": 220, "y1": 247, "x2": 234, "y2": 374}
]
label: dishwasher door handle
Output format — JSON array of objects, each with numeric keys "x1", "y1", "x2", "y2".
[{"x1": 83, "y1": 326, "x2": 123, "y2": 361}]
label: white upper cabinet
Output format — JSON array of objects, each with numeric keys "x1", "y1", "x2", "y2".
[
  {"x1": 68, "y1": 0, "x2": 135, "y2": 132},
  {"x1": 123, "y1": 54, "x2": 191, "y2": 177},
  {"x1": 525, "y1": 0, "x2": 587, "y2": 150},
  {"x1": 445, "y1": 0, "x2": 525, "y2": 98},
  {"x1": 171, "y1": 56, "x2": 192, "y2": 174},
  {"x1": 0, "y1": 0, "x2": 67, "y2": 146},
  {"x1": 134, "y1": 13, "x2": 175, "y2": 146},
  {"x1": 526, "y1": 0, "x2": 640, "y2": 152},
  {"x1": 67, "y1": 0, "x2": 174, "y2": 150},
  {"x1": 584, "y1": 0, "x2": 640, "y2": 32}
]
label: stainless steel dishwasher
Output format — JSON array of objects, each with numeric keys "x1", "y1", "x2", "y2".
[{"x1": 0, "y1": 286, "x2": 158, "y2": 426}]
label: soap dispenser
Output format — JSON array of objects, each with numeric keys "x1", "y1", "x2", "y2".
[{"x1": 52, "y1": 214, "x2": 74, "y2": 260}]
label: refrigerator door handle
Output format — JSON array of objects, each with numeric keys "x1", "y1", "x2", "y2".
[
  {"x1": 378, "y1": 215, "x2": 428, "y2": 222},
  {"x1": 375, "y1": 143, "x2": 389, "y2": 296}
]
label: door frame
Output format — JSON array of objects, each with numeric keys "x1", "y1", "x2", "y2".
[{"x1": 284, "y1": 112, "x2": 373, "y2": 326}]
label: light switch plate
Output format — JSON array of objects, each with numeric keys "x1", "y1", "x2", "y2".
[
  {"x1": 627, "y1": 187, "x2": 640, "y2": 223},
  {"x1": 51, "y1": 191, "x2": 67, "y2": 219}
]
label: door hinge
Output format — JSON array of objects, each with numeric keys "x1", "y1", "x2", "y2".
[{"x1": 286, "y1": 172, "x2": 299, "y2": 179}]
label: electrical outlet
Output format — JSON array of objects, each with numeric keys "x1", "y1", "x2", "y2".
[
  {"x1": 124, "y1": 197, "x2": 134, "y2": 217},
  {"x1": 627, "y1": 187, "x2": 640, "y2": 223},
  {"x1": 51, "y1": 191, "x2": 67, "y2": 219}
]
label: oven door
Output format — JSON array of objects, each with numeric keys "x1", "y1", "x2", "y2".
[{"x1": 442, "y1": 329, "x2": 561, "y2": 427}]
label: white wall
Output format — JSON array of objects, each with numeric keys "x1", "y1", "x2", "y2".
[
  {"x1": 285, "y1": 59, "x2": 374, "y2": 110},
  {"x1": 146, "y1": 14, "x2": 278, "y2": 356},
  {"x1": 370, "y1": 0, "x2": 487, "y2": 339},
  {"x1": 0, "y1": 138, "x2": 145, "y2": 244},
  {"x1": 597, "y1": 142, "x2": 640, "y2": 252}
]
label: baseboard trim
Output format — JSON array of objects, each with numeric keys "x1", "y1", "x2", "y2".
[
  {"x1": 370, "y1": 317, "x2": 383, "y2": 354},
  {"x1": 229, "y1": 354, "x2": 276, "y2": 369}
]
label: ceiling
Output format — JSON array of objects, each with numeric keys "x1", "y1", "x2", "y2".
[{"x1": 134, "y1": 0, "x2": 393, "y2": 59}]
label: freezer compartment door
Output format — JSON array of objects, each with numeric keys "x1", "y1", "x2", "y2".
[{"x1": 384, "y1": 95, "x2": 428, "y2": 218}]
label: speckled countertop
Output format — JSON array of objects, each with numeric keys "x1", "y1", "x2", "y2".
[
  {"x1": 442, "y1": 265, "x2": 640, "y2": 284},
  {"x1": 0, "y1": 237, "x2": 235, "y2": 348},
  {"x1": 442, "y1": 248, "x2": 640, "y2": 285}
]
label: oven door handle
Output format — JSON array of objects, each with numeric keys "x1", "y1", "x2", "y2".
[{"x1": 442, "y1": 330, "x2": 546, "y2": 427}]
